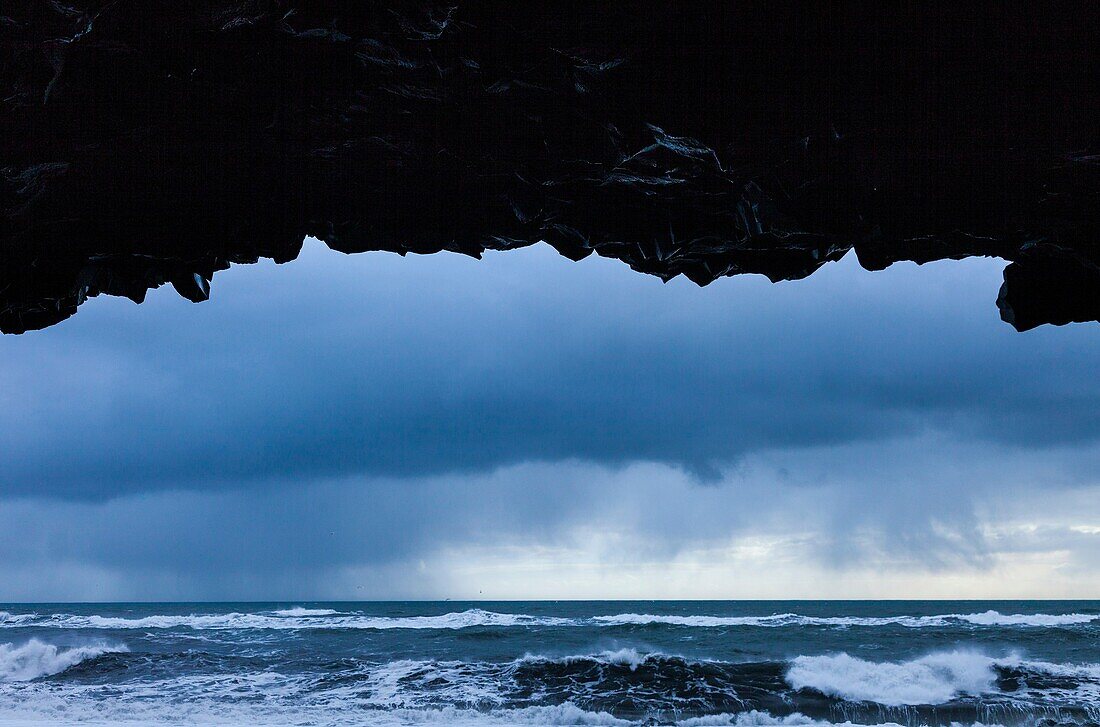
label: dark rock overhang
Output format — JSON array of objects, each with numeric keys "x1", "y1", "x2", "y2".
[{"x1": 3, "y1": 2, "x2": 1098, "y2": 333}]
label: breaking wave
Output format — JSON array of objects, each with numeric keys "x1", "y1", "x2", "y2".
[
  {"x1": 786, "y1": 651, "x2": 999, "y2": 706},
  {"x1": 0, "y1": 612, "x2": 36, "y2": 627},
  {"x1": 271, "y1": 607, "x2": 339, "y2": 617},
  {"x1": 518, "y1": 648, "x2": 668, "y2": 671},
  {"x1": 0, "y1": 639, "x2": 128, "y2": 682}
]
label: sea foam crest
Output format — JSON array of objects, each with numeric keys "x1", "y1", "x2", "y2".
[
  {"x1": 2, "y1": 608, "x2": 1095, "y2": 632},
  {"x1": 594, "y1": 613, "x2": 803, "y2": 627},
  {"x1": 5, "y1": 608, "x2": 570, "y2": 631},
  {"x1": 1005, "y1": 657, "x2": 1100, "y2": 680},
  {"x1": 593, "y1": 611, "x2": 1099, "y2": 629},
  {"x1": 518, "y1": 648, "x2": 669, "y2": 671},
  {"x1": 786, "y1": 651, "x2": 999, "y2": 706},
  {"x1": 0, "y1": 612, "x2": 36, "y2": 626},
  {"x1": 954, "y1": 610, "x2": 1098, "y2": 627},
  {"x1": 0, "y1": 639, "x2": 127, "y2": 682},
  {"x1": 271, "y1": 607, "x2": 339, "y2": 617}
]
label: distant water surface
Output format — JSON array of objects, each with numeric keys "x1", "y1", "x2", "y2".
[{"x1": 1, "y1": 601, "x2": 1098, "y2": 726}]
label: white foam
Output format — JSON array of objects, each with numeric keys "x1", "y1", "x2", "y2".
[
  {"x1": 270, "y1": 607, "x2": 338, "y2": 617},
  {"x1": 785, "y1": 651, "x2": 999, "y2": 706},
  {"x1": 589, "y1": 648, "x2": 650, "y2": 670},
  {"x1": 592, "y1": 611, "x2": 1099, "y2": 629},
  {"x1": 594, "y1": 613, "x2": 803, "y2": 627},
  {"x1": 0, "y1": 698, "x2": 1018, "y2": 727},
  {"x1": 676, "y1": 713, "x2": 1005, "y2": 727},
  {"x1": 3, "y1": 608, "x2": 1095, "y2": 632},
  {"x1": 594, "y1": 613, "x2": 958, "y2": 628},
  {"x1": 0, "y1": 639, "x2": 127, "y2": 682},
  {"x1": 1, "y1": 608, "x2": 570, "y2": 632},
  {"x1": 356, "y1": 658, "x2": 508, "y2": 709},
  {"x1": 999, "y1": 655, "x2": 1100, "y2": 681},
  {"x1": 519, "y1": 648, "x2": 668, "y2": 671},
  {"x1": 954, "y1": 610, "x2": 1098, "y2": 627}
]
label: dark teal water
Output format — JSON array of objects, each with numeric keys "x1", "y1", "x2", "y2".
[{"x1": 1, "y1": 601, "x2": 1098, "y2": 725}]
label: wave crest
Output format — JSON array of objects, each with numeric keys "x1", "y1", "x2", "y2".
[
  {"x1": 786, "y1": 651, "x2": 999, "y2": 706},
  {"x1": 956, "y1": 611, "x2": 1097, "y2": 627},
  {"x1": 519, "y1": 648, "x2": 675, "y2": 672},
  {"x1": 0, "y1": 608, "x2": 570, "y2": 632},
  {"x1": 1, "y1": 608, "x2": 1095, "y2": 632},
  {"x1": 272, "y1": 607, "x2": 339, "y2": 617},
  {"x1": 0, "y1": 612, "x2": 36, "y2": 626},
  {"x1": 0, "y1": 639, "x2": 128, "y2": 682},
  {"x1": 594, "y1": 611, "x2": 1099, "y2": 629}
]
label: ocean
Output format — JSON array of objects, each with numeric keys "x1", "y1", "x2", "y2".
[{"x1": 0, "y1": 601, "x2": 1097, "y2": 726}]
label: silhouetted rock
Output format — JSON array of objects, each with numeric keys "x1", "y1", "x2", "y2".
[{"x1": 2, "y1": 2, "x2": 1097, "y2": 332}]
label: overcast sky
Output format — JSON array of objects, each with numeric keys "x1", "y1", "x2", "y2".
[{"x1": 0, "y1": 241, "x2": 1097, "y2": 601}]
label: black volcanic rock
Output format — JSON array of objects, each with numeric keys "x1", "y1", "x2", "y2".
[{"x1": 2, "y1": 2, "x2": 1098, "y2": 332}]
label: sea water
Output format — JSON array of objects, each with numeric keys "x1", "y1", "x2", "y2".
[{"x1": 0, "y1": 601, "x2": 1098, "y2": 726}]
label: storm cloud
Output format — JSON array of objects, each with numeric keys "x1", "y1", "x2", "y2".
[
  {"x1": 1, "y1": 243, "x2": 1098, "y2": 599},
  {"x1": 1, "y1": 242, "x2": 1097, "y2": 497}
]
